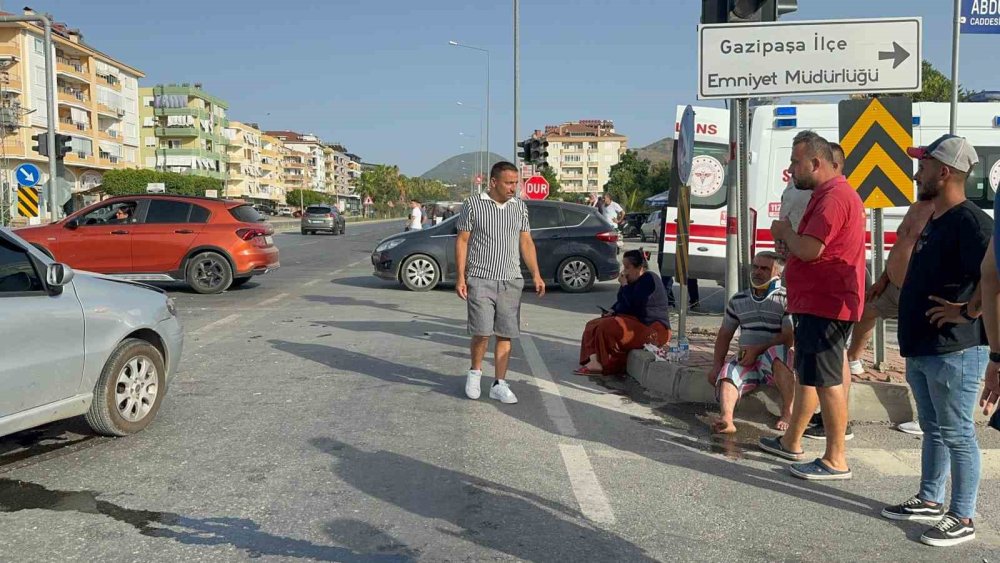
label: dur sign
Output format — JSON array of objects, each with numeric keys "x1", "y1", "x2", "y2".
[{"x1": 698, "y1": 18, "x2": 922, "y2": 99}]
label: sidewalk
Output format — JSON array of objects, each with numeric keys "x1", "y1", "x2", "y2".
[{"x1": 624, "y1": 330, "x2": 985, "y2": 423}]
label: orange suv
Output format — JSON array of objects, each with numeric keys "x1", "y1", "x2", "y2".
[{"x1": 17, "y1": 195, "x2": 280, "y2": 294}]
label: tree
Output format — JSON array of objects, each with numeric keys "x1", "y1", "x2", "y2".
[
  {"x1": 864, "y1": 60, "x2": 981, "y2": 102},
  {"x1": 355, "y1": 165, "x2": 404, "y2": 214},
  {"x1": 100, "y1": 168, "x2": 223, "y2": 197},
  {"x1": 285, "y1": 189, "x2": 329, "y2": 208},
  {"x1": 405, "y1": 176, "x2": 449, "y2": 203},
  {"x1": 539, "y1": 167, "x2": 564, "y2": 200},
  {"x1": 604, "y1": 150, "x2": 654, "y2": 211}
]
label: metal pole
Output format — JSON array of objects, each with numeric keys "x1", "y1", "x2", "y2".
[
  {"x1": 872, "y1": 210, "x2": 886, "y2": 369},
  {"x1": 485, "y1": 50, "x2": 490, "y2": 175},
  {"x1": 676, "y1": 182, "x2": 691, "y2": 348},
  {"x1": 724, "y1": 102, "x2": 741, "y2": 300},
  {"x1": 514, "y1": 0, "x2": 520, "y2": 164},
  {"x1": 737, "y1": 99, "x2": 751, "y2": 291},
  {"x1": 949, "y1": 0, "x2": 961, "y2": 135}
]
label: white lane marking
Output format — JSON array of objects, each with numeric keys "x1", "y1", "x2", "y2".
[
  {"x1": 330, "y1": 258, "x2": 370, "y2": 276},
  {"x1": 190, "y1": 313, "x2": 241, "y2": 337},
  {"x1": 303, "y1": 279, "x2": 322, "y2": 287},
  {"x1": 559, "y1": 444, "x2": 616, "y2": 525},
  {"x1": 299, "y1": 241, "x2": 320, "y2": 246},
  {"x1": 520, "y1": 335, "x2": 578, "y2": 437},
  {"x1": 257, "y1": 293, "x2": 289, "y2": 307}
]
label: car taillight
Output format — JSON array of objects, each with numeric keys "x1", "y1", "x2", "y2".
[
  {"x1": 236, "y1": 227, "x2": 272, "y2": 247},
  {"x1": 596, "y1": 231, "x2": 619, "y2": 243}
]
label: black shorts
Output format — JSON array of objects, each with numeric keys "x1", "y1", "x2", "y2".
[{"x1": 793, "y1": 314, "x2": 853, "y2": 388}]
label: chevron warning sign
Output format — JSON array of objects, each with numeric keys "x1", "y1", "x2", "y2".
[
  {"x1": 838, "y1": 97, "x2": 914, "y2": 209},
  {"x1": 17, "y1": 186, "x2": 39, "y2": 218}
]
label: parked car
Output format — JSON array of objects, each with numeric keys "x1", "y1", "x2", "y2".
[
  {"x1": 640, "y1": 210, "x2": 663, "y2": 243},
  {"x1": 17, "y1": 194, "x2": 280, "y2": 295},
  {"x1": 372, "y1": 200, "x2": 620, "y2": 293},
  {"x1": 277, "y1": 206, "x2": 294, "y2": 217},
  {"x1": 0, "y1": 228, "x2": 183, "y2": 439},
  {"x1": 301, "y1": 204, "x2": 346, "y2": 235},
  {"x1": 621, "y1": 212, "x2": 649, "y2": 239}
]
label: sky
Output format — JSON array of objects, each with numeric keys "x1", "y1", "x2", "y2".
[{"x1": 12, "y1": 0, "x2": 1000, "y2": 175}]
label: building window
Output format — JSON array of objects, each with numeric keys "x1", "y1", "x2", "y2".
[
  {"x1": 143, "y1": 96, "x2": 154, "y2": 107},
  {"x1": 144, "y1": 137, "x2": 156, "y2": 147},
  {"x1": 34, "y1": 38, "x2": 44, "y2": 54}
]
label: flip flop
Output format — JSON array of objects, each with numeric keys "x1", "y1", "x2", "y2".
[
  {"x1": 758, "y1": 436, "x2": 804, "y2": 461},
  {"x1": 573, "y1": 366, "x2": 602, "y2": 376},
  {"x1": 789, "y1": 458, "x2": 853, "y2": 481}
]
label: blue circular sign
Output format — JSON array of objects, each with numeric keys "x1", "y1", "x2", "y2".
[
  {"x1": 677, "y1": 106, "x2": 696, "y2": 185},
  {"x1": 14, "y1": 163, "x2": 41, "y2": 187}
]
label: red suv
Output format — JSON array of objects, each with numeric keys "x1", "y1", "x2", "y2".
[{"x1": 17, "y1": 195, "x2": 280, "y2": 294}]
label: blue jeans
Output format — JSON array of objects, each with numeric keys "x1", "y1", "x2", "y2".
[{"x1": 905, "y1": 347, "x2": 986, "y2": 519}]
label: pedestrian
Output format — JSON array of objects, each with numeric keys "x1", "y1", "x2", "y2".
[
  {"x1": 601, "y1": 193, "x2": 625, "y2": 227},
  {"x1": 406, "y1": 199, "x2": 422, "y2": 231},
  {"x1": 457, "y1": 161, "x2": 546, "y2": 404},
  {"x1": 880, "y1": 135, "x2": 992, "y2": 548},
  {"x1": 759, "y1": 130, "x2": 866, "y2": 481}
]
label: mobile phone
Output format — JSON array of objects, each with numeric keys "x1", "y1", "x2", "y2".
[{"x1": 598, "y1": 306, "x2": 610, "y2": 315}]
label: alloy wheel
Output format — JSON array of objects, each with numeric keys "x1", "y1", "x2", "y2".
[{"x1": 114, "y1": 355, "x2": 158, "y2": 423}]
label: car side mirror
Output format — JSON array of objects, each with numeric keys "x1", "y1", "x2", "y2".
[
  {"x1": 46, "y1": 262, "x2": 75, "y2": 293},
  {"x1": 65, "y1": 218, "x2": 79, "y2": 229}
]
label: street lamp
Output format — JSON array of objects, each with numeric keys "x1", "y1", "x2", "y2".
[
  {"x1": 457, "y1": 102, "x2": 485, "y2": 193},
  {"x1": 449, "y1": 40, "x2": 490, "y2": 180}
]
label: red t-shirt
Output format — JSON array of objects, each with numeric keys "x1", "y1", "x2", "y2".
[{"x1": 784, "y1": 175, "x2": 867, "y2": 322}]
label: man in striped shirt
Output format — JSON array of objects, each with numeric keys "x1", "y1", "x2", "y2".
[{"x1": 457, "y1": 161, "x2": 545, "y2": 404}]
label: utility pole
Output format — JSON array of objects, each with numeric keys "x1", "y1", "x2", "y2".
[
  {"x1": 513, "y1": 0, "x2": 520, "y2": 165},
  {"x1": 949, "y1": 0, "x2": 960, "y2": 135}
]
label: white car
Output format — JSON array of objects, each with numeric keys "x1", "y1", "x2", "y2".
[{"x1": 0, "y1": 228, "x2": 183, "y2": 439}]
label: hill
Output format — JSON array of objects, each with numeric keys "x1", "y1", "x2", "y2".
[
  {"x1": 421, "y1": 152, "x2": 507, "y2": 186},
  {"x1": 634, "y1": 137, "x2": 673, "y2": 167}
]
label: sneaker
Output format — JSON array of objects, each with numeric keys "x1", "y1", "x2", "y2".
[
  {"x1": 881, "y1": 496, "x2": 946, "y2": 522},
  {"x1": 489, "y1": 380, "x2": 518, "y2": 404},
  {"x1": 808, "y1": 412, "x2": 823, "y2": 427},
  {"x1": 465, "y1": 370, "x2": 482, "y2": 400},
  {"x1": 897, "y1": 420, "x2": 923, "y2": 436},
  {"x1": 920, "y1": 513, "x2": 975, "y2": 547},
  {"x1": 803, "y1": 421, "x2": 855, "y2": 441},
  {"x1": 849, "y1": 359, "x2": 865, "y2": 376}
]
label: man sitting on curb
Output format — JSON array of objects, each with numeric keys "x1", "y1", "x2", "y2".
[{"x1": 706, "y1": 251, "x2": 795, "y2": 434}]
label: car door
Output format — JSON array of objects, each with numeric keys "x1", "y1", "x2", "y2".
[
  {"x1": 429, "y1": 217, "x2": 460, "y2": 281},
  {"x1": 56, "y1": 200, "x2": 137, "y2": 273},
  {"x1": 524, "y1": 203, "x2": 567, "y2": 279},
  {"x1": 0, "y1": 233, "x2": 86, "y2": 418},
  {"x1": 130, "y1": 200, "x2": 208, "y2": 273}
]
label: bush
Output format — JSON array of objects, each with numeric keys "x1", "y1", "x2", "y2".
[{"x1": 100, "y1": 168, "x2": 224, "y2": 197}]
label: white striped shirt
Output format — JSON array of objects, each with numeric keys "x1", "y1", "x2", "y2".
[{"x1": 458, "y1": 193, "x2": 531, "y2": 280}]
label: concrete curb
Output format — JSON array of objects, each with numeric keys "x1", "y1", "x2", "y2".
[
  {"x1": 626, "y1": 350, "x2": 993, "y2": 424},
  {"x1": 269, "y1": 217, "x2": 403, "y2": 233}
]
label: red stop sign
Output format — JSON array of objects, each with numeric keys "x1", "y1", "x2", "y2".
[{"x1": 522, "y1": 175, "x2": 549, "y2": 200}]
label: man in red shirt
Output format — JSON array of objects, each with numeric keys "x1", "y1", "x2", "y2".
[{"x1": 759, "y1": 131, "x2": 866, "y2": 481}]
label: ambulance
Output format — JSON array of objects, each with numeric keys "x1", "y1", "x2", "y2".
[{"x1": 660, "y1": 100, "x2": 1000, "y2": 283}]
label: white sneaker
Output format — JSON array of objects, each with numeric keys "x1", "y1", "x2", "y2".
[
  {"x1": 897, "y1": 420, "x2": 923, "y2": 435},
  {"x1": 489, "y1": 380, "x2": 518, "y2": 404},
  {"x1": 465, "y1": 370, "x2": 482, "y2": 400},
  {"x1": 849, "y1": 359, "x2": 865, "y2": 376}
]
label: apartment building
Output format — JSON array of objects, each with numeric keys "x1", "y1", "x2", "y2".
[
  {"x1": 0, "y1": 7, "x2": 143, "y2": 207},
  {"x1": 265, "y1": 130, "x2": 326, "y2": 194},
  {"x1": 542, "y1": 120, "x2": 627, "y2": 194},
  {"x1": 325, "y1": 143, "x2": 353, "y2": 195},
  {"x1": 140, "y1": 83, "x2": 229, "y2": 180},
  {"x1": 224, "y1": 120, "x2": 277, "y2": 202},
  {"x1": 260, "y1": 132, "x2": 287, "y2": 205},
  {"x1": 346, "y1": 153, "x2": 362, "y2": 187}
]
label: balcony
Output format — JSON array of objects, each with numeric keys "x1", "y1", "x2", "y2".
[
  {"x1": 63, "y1": 152, "x2": 99, "y2": 167},
  {"x1": 1, "y1": 69, "x2": 22, "y2": 92},
  {"x1": 0, "y1": 41, "x2": 20, "y2": 58},
  {"x1": 57, "y1": 88, "x2": 89, "y2": 107},
  {"x1": 56, "y1": 58, "x2": 90, "y2": 82},
  {"x1": 154, "y1": 106, "x2": 209, "y2": 119},
  {"x1": 59, "y1": 117, "x2": 89, "y2": 133},
  {"x1": 96, "y1": 129, "x2": 121, "y2": 143},
  {"x1": 154, "y1": 147, "x2": 229, "y2": 163},
  {"x1": 98, "y1": 152, "x2": 121, "y2": 165},
  {"x1": 97, "y1": 74, "x2": 122, "y2": 92},
  {"x1": 155, "y1": 126, "x2": 198, "y2": 137},
  {"x1": 96, "y1": 104, "x2": 125, "y2": 119}
]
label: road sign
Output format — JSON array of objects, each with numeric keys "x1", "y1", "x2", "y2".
[
  {"x1": 522, "y1": 175, "x2": 549, "y2": 200},
  {"x1": 364, "y1": 196, "x2": 373, "y2": 206},
  {"x1": 204, "y1": 189, "x2": 218, "y2": 198},
  {"x1": 677, "y1": 106, "x2": 695, "y2": 185},
  {"x1": 962, "y1": 0, "x2": 1000, "y2": 34},
  {"x1": 14, "y1": 163, "x2": 41, "y2": 187},
  {"x1": 698, "y1": 18, "x2": 922, "y2": 99},
  {"x1": 839, "y1": 97, "x2": 914, "y2": 208},
  {"x1": 146, "y1": 182, "x2": 165, "y2": 194},
  {"x1": 17, "y1": 187, "x2": 39, "y2": 217}
]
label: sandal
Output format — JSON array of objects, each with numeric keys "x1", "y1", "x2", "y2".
[
  {"x1": 758, "y1": 436, "x2": 804, "y2": 461},
  {"x1": 573, "y1": 366, "x2": 602, "y2": 376},
  {"x1": 789, "y1": 458, "x2": 853, "y2": 481}
]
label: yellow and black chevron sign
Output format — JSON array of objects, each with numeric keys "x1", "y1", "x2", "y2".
[
  {"x1": 838, "y1": 97, "x2": 914, "y2": 209},
  {"x1": 17, "y1": 187, "x2": 39, "y2": 218}
]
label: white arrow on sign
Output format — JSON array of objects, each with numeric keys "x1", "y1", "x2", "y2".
[
  {"x1": 698, "y1": 17, "x2": 922, "y2": 99},
  {"x1": 19, "y1": 168, "x2": 35, "y2": 183}
]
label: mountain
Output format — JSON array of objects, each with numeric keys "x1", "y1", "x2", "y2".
[
  {"x1": 634, "y1": 137, "x2": 674, "y2": 167},
  {"x1": 421, "y1": 152, "x2": 507, "y2": 186}
]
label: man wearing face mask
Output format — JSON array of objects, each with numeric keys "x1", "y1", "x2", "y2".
[
  {"x1": 706, "y1": 251, "x2": 794, "y2": 434},
  {"x1": 760, "y1": 131, "x2": 866, "y2": 481}
]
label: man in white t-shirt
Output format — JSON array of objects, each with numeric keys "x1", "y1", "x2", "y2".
[
  {"x1": 408, "y1": 199, "x2": 423, "y2": 231},
  {"x1": 602, "y1": 193, "x2": 625, "y2": 226}
]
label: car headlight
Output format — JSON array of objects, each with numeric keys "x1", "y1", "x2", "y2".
[
  {"x1": 166, "y1": 297, "x2": 178, "y2": 317},
  {"x1": 375, "y1": 239, "x2": 404, "y2": 253}
]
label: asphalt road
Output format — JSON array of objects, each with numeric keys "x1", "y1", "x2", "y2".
[{"x1": 1, "y1": 222, "x2": 998, "y2": 561}]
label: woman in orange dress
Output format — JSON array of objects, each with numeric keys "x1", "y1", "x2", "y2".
[{"x1": 576, "y1": 249, "x2": 672, "y2": 376}]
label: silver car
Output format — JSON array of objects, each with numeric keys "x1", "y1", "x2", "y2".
[
  {"x1": 300, "y1": 205, "x2": 346, "y2": 235},
  {"x1": 0, "y1": 228, "x2": 183, "y2": 439}
]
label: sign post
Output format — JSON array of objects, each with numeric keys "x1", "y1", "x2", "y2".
[
  {"x1": 522, "y1": 175, "x2": 549, "y2": 200},
  {"x1": 675, "y1": 106, "x2": 695, "y2": 353},
  {"x1": 839, "y1": 97, "x2": 914, "y2": 370}
]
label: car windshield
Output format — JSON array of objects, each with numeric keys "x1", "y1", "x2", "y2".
[{"x1": 305, "y1": 206, "x2": 332, "y2": 215}]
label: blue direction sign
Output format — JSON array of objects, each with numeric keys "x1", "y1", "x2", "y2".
[
  {"x1": 677, "y1": 106, "x2": 696, "y2": 185},
  {"x1": 14, "y1": 163, "x2": 41, "y2": 187},
  {"x1": 962, "y1": 0, "x2": 1000, "y2": 33}
]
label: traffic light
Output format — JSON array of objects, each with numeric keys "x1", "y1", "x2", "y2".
[
  {"x1": 701, "y1": 0, "x2": 797, "y2": 24},
  {"x1": 530, "y1": 139, "x2": 549, "y2": 169},
  {"x1": 517, "y1": 138, "x2": 531, "y2": 163},
  {"x1": 54, "y1": 134, "x2": 72, "y2": 160},
  {"x1": 31, "y1": 132, "x2": 48, "y2": 157}
]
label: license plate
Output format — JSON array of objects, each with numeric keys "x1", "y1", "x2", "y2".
[
  {"x1": 264, "y1": 235, "x2": 273, "y2": 245},
  {"x1": 309, "y1": 220, "x2": 321, "y2": 224}
]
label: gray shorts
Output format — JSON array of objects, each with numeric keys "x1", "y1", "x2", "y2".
[
  {"x1": 467, "y1": 277, "x2": 524, "y2": 338},
  {"x1": 867, "y1": 282, "x2": 900, "y2": 319}
]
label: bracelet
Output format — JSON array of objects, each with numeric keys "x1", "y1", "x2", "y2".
[{"x1": 990, "y1": 351, "x2": 1000, "y2": 363}]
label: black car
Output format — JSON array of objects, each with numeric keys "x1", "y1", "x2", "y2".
[
  {"x1": 372, "y1": 200, "x2": 621, "y2": 293},
  {"x1": 621, "y1": 212, "x2": 649, "y2": 238}
]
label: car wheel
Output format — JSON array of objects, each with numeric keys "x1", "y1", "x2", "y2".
[
  {"x1": 639, "y1": 231, "x2": 648, "y2": 243},
  {"x1": 557, "y1": 257, "x2": 597, "y2": 293},
  {"x1": 340, "y1": 224, "x2": 346, "y2": 235},
  {"x1": 400, "y1": 254, "x2": 440, "y2": 292},
  {"x1": 85, "y1": 338, "x2": 166, "y2": 437},
  {"x1": 301, "y1": 229, "x2": 308, "y2": 235},
  {"x1": 186, "y1": 251, "x2": 233, "y2": 294},
  {"x1": 230, "y1": 276, "x2": 252, "y2": 289}
]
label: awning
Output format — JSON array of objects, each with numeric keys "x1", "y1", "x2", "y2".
[{"x1": 645, "y1": 190, "x2": 672, "y2": 207}]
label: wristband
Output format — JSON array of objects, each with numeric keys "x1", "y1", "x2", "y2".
[
  {"x1": 959, "y1": 304, "x2": 976, "y2": 322},
  {"x1": 990, "y1": 352, "x2": 1000, "y2": 363}
]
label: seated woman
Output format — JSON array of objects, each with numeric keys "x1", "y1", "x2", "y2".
[{"x1": 576, "y1": 249, "x2": 672, "y2": 376}]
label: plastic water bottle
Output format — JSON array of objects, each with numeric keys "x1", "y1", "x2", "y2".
[{"x1": 678, "y1": 341, "x2": 690, "y2": 362}]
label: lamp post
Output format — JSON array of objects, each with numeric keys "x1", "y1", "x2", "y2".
[
  {"x1": 449, "y1": 40, "x2": 490, "y2": 177},
  {"x1": 457, "y1": 102, "x2": 485, "y2": 193}
]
